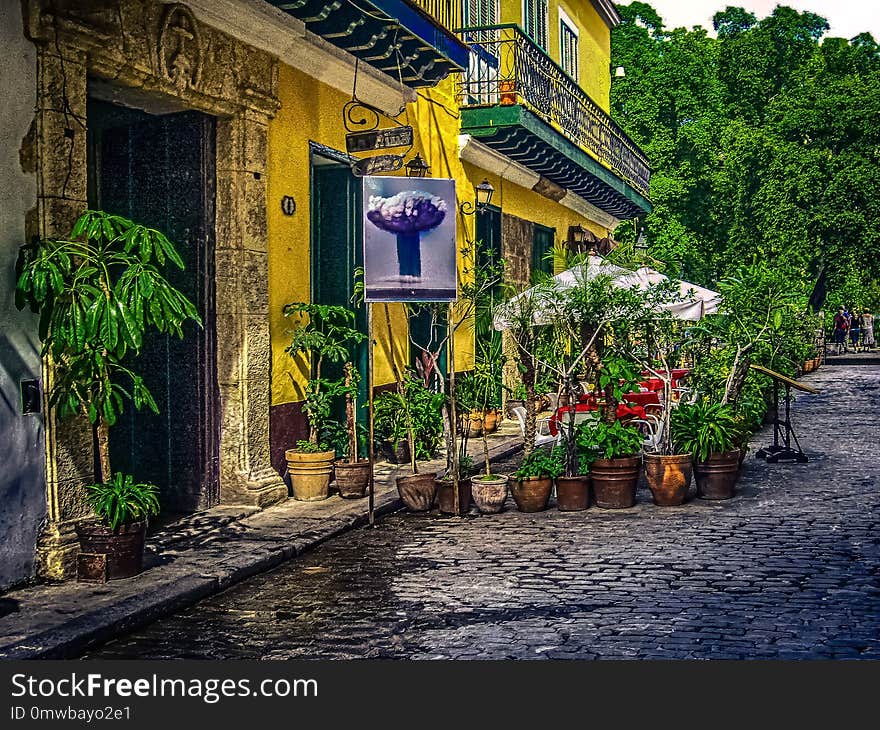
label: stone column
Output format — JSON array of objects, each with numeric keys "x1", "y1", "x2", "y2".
[
  {"x1": 29, "y1": 45, "x2": 94, "y2": 579},
  {"x1": 215, "y1": 111, "x2": 287, "y2": 507}
]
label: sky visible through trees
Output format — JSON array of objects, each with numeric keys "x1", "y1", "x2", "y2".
[{"x1": 610, "y1": 2, "x2": 880, "y2": 313}]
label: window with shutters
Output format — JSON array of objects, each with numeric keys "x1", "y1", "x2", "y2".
[
  {"x1": 559, "y1": 9, "x2": 579, "y2": 81},
  {"x1": 522, "y1": 0, "x2": 548, "y2": 51},
  {"x1": 464, "y1": 0, "x2": 497, "y2": 28}
]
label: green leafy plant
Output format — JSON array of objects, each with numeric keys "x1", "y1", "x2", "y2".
[
  {"x1": 514, "y1": 448, "x2": 563, "y2": 480},
  {"x1": 283, "y1": 302, "x2": 366, "y2": 450},
  {"x1": 670, "y1": 401, "x2": 739, "y2": 462},
  {"x1": 15, "y1": 209, "x2": 201, "y2": 485},
  {"x1": 374, "y1": 373, "x2": 445, "y2": 472},
  {"x1": 85, "y1": 473, "x2": 160, "y2": 530},
  {"x1": 575, "y1": 418, "x2": 643, "y2": 460}
]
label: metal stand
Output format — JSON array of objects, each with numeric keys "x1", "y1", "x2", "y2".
[
  {"x1": 755, "y1": 382, "x2": 808, "y2": 463},
  {"x1": 367, "y1": 303, "x2": 376, "y2": 526}
]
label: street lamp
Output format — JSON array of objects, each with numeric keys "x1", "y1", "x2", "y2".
[
  {"x1": 634, "y1": 228, "x2": 648, "y2": 259},
  {"x1": 404, "y1": 152, "x2": 430, "y2": 178},
  {"x1": 459, "y1": 178, "x2": 495, "y2": 216}
]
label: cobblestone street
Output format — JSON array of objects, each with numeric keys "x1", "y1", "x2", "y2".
[{"x1": 86, "y1": 364, "x2": 880, "y2": 659}]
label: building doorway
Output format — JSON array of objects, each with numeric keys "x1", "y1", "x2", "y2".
[{"x1": 86, "y1": 96, "x2": 220, "y2": 514}]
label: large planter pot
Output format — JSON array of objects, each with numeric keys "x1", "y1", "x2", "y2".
[
  {"x1": 76, "y1": 519, "x2": 146, "y2": 580},
  {"x1": 396, "y1": 473, "x2": 438, "y2": 512},
  {"x1": 471, "y1": 475, "x2": 508, "y2": 513},
  {"x1": 334, "y1": 459, "x2": 371, "y2": 499},
  {"x1": 286, "y1": 449, "x2": 335, "y2": 501},
  {"x1": 483, "y1": 409, "x2": 499, "y2": 434},
  {"x1": 592, "y1": 456, "x2": 642, "y2": 509},
  {"x1": 435, "y1": 477, "x2": 472, "y2": 515},
  {"x1": 556, "y1": 476, "x2": 590, "y2": 511},
  {"x1": 508, "y1": 476, "x2": 553, "y2": 513},
  {"x1": 505, "y1": 399, "x2": 525, "y2": 418},
  {"x1": 695, "y1": 450, "x2": 741, "y2": 500},
  {"x1": 469, "y1": 411, "x2": 484, "y2": 437},
  {"x1": 644, "y1": 453, "x2": 693, "y2": 506},
  {"x1": 381, "y1": 439, "x2": 410, "y2": 464}
]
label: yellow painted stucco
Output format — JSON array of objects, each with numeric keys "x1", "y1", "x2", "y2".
[{"x1": 267, "y1": 7, "x2": 614, "y2": 409}]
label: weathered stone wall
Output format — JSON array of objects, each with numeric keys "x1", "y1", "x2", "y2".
[
  {"x1": 0, "y1": 2, "x2": 46, "y2": 591},
  {"x1": 23, "y1": 0, "x2": 286, "y2": 578},
  {"x1": 501, "y1": 212, "x2": 535, "y2": 288}
]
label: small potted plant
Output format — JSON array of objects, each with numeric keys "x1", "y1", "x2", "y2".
[
  {"x1": 333, "y1": 363, "x2": 371, "y2": 499},
  {"x1": 77, "y1": 474, "x2": 160, "y2": 579},
  {"x1": 283, "y1": 302, "x2": 365, "y2": 501},
  {"x1": 554, "y1": 443, "x2": 595, "y2": 512},
  {"x1": 577, "y1": 418, "x2": 643, "y2": 509},
  {"x1": 470, "y1": 353, "x2": 509, "y2": 513},
  {"x1": 509, "y1": 449, "x2": 563, "y2": 513},
  {"x1": 671, "y1": 400, "x2": 740, "y2": 500}
]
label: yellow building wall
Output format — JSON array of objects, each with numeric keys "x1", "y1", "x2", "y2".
[
  {"x1": 268, "y1": 55, "x2": 611, "y2": 409},
  {"x1": 500, "y1": 0, "x2": 612, "y2": 112}
]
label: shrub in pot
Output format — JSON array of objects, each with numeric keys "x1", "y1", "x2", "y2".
[
  {"x1": 78, "y1": 474, "x2": 160, "y2": 579},
  {"x1": 436, "y1": 455, "x2": 474, "y2": 515},
  {"x1": 333, "y1": 363, "x2": 371, "y2": 499},
  {"x1": 15, "y1": 210, "x2": 200, "y2": 576},
  {"x1": 672, "y1": 401, "x2": 740, "y2": 500},
  {"x1": 283, "y1": 302, "x2": 365, "y2": 501},
  {"x1": 644, "y1": 400, "x2": 695, "y2": 507},
  {"x1": 576, "y1": 418, "x2": 643, "y2": 509},
  {"x1": 509, "y1": 449, "x2": 562, "y2": 513}
]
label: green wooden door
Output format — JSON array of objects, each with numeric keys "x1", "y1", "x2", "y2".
[{"x1": 311, "y1": 159, "x2": 368, "y2": 436}]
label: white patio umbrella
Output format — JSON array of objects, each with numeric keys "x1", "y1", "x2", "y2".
[{"x1": 493, "y1": 256, "x2": 720, "y2": 329}]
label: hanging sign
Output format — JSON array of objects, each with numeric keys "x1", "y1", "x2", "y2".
[
  {"x1": 351, "y1": 154, "x2": 404, "y2": 177},
  {"x1": 346, "y1": 125, "x2": 414, "y2": 153}
]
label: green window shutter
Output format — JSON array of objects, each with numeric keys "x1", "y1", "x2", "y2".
[
  {"x1": 524, "y1": 0, "x2": 548, "y2": 50},
  {"x1": 532, "y1": 223, "x2": 555, "y2": 280}
]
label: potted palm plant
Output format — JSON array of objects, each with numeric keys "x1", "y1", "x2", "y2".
[
  {"x1": 283, "y1": 302, "x2": 365, "y2": 501},
  {"x1": 671, "y1": 400, "x2": 741, "y2": 500},
  {"x1": 15, "y1": 210, "x2": 200, "y2": 577},
  {"x1": 509, "y1": 448, "x2": 563, "y2": 513},
  {"x1": 333, "y1": 363, "x2": 371, "y2": 499},
  {"x1": 470, "y1": 341, "x2": 509, "y2": 513}
]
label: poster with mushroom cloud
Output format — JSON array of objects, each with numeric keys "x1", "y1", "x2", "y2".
[{"x1": 362, "y1": 176, "x2": 457, "y2": 302}]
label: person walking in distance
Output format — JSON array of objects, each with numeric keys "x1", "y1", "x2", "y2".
[
  {"x1": 833, "y1": 307, "x2": 849, "y2": 354},
  {"x1": 862, "y1": 309, "x2": 875, "y2": 351},
  {"x1": 850, "y1": 309, "x2": 862, "y2": 353}
]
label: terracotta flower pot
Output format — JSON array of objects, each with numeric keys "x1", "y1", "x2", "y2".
[
  {"x1": 76, "y1": 519, "x2": 147, "y2": 580},
  {"x1": 435, "y1": 477, "x2": 472, "y2": 514},
  {"x1": 643, "y1": 453, "x2": 693, "y2": 506},
  {"x1": 286, "y1": 449, "x2": 335, "y2": 501},
  {"x1": 555, "y1": 476, "x2": 590, "y2": 511},
  {"x1": 469, "y1": 411, "x2": 484, "y2": 437},
  {"x1": 591, "y1": 456, "x2": 641, "y2": 509},
  {"x1": 381, "y1": 439, "x2": 410, "y2": 464},
  {"x1": 505, "y1": 399, "x2": 525, "y2": 418},
  {"x1": 508, "y1": 476, "x2": 553, "y2": 512},
  {"x1": 695, "y1": 450, "x2": 741, "y2": 500},
  {"x1": 334, "y1": 459, "x2": 371, "y2": 499},
  {"x1": 396, "y1": 472, "x2": 438, "y2": 512},
  {"x1": 483, "y1": 409, "x2": 499, "y2": 433},
  {"x1": 471, "y1": 475, "x2": 508, "y2": 513}
]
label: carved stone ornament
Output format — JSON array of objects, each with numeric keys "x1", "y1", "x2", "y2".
[{"x1": 158, "y1": 3, "x2": 203, "y2": 90}]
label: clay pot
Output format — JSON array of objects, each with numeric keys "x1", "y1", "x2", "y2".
[
  {"x1": 483, "y1": 409, "x2": 499, "y2": 434},
  {"x1": 556, "y1": 476, "x2": 590, "y2": 511},
  {"x1": 435, "y1": 477, "x2": 473, "y2": 514},
  {"x1": 471, "y1": 475, "x2": 508, "y2": 513},
  {"x1": 469, "y1": 411, "x2": 484, "y2": 437},
  {"x1": 286, "y1": 449, "x2": 335, "y2": 501},
  {"x1": 396, "y1": 472, "x2": 438, "y2": 512},
  {"x1": 505, "y1": 399, "x2": 525, "y2": 418},
  {"x1": 695, "y1": 450, "x2": 741, "y2": 500},
  {"x1": 381, "y1": 439, "x2": 410, "y2": 464},
  {"x1": 591, "y1": 456, "x2": 642, "y2": 509},
  {"x1": 643, "y1": 453, "x2": 693, "y2": 506},
  {"x1": 334, "y1": 459, "x2": 371, "y2": 499},
  {"x1": 508, "y1": 476, "x2": 553, "y2": 512},
  {"x1": 76, "y1": 520, "x2": 146, "y2": 580}
]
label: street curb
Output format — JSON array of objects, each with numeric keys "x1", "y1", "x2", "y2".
[{"x1": 0, "y1": 438, "x2": 523, "y2": 659}]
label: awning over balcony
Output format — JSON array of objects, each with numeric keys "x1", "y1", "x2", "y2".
[
  {"x1": 266, "y1": 0, "x2": 470, "y2": 87},
  {"x1": 461, "y1": 104, "x2": 651, "y2": 220}
]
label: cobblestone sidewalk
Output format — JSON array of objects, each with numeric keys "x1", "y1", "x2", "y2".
[{"x1": 87, "y1": 363, "x2": 880, "y2": 659}]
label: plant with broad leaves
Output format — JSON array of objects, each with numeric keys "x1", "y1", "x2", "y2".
[
  {"x1": 15, "y1": 209, "x2": 201, "y2": 484},
  {"x1": 575, "y1": 417, "x2": 643, "y2": 460},
  {"x1": 670, "y1": 400, "x2": 739, "y2": 462},
  {"x1": 513, "y1": 448, "x2": 563, "y2": 480},
  {"x1": 85, "y1": 473, "x2": 160, "y2": 530},
  {"x1": 283, "y1": 302, "x2": 366, "y2": 449}
]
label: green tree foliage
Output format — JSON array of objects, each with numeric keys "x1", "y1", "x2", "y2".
[{"x1": 611, "y1": 4, "x2": 880, "y2": 312}]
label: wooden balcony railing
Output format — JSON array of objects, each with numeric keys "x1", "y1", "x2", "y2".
[
  {"x1": 457, "y1": 24, "x2": 651, "y2": 199},
  {"x1": 409, "y1": 0, "x2": 462, "y2": 32}
]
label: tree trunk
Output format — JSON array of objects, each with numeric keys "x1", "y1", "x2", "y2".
[
  {"x1": 345, "y1": 363, "x2": 357, "y2": 464},
  {"x1": 96, "y1": 419, "x2": 112, "y2": 483}
]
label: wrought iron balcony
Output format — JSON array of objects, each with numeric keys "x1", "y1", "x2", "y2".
[
  {"x1": 267, "y1": 0, "x2": 470, "y2": 87},
  {"x1": 457, "y1": 24, "x2": 651, "y2": 218}
]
